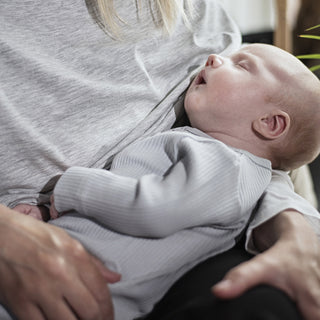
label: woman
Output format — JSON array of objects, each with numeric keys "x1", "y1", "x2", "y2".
[{"x1": 0, "y1": 0, "x2": 320, "y2": 319}]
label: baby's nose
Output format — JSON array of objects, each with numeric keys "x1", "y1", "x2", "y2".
[{"x1": 206, "y1": 54, "x2": 223, "y2": 68}]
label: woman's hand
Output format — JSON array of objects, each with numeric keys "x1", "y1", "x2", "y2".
[
  {"x1": 213, "y1": 210, "x2": 320, "y2": 320},
  {"x1": 0, "y1": 204, "x2": 121, "y2": 320}
]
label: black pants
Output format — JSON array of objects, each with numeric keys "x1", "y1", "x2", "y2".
[{"x1": 142, "y1": 243, "x2": 303, "y2": 320}]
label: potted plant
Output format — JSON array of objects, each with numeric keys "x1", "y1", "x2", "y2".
[{"x1": 296, "y1": 24, "x2": 320, "y2": 73}]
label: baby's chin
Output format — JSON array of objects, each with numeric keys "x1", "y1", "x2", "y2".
[{"x1": 183, "y1": 92, "x2": 194, "y2": 116}]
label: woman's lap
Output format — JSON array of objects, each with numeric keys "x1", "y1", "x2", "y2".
[{"x1": 142, "y1": 242, "x2": 303, "y2": 320}]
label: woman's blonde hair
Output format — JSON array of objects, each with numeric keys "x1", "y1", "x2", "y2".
[{"x1": 95, "y1": 0, "x2": 193, "y2": 38}]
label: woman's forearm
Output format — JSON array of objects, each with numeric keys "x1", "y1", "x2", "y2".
[{"x1": 252, "y1": 209, "x2": 307, "y2": 251}]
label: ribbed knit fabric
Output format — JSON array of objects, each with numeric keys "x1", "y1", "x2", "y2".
[
  {"x1": 54, "y1": 127, "x2": 272, "y2": 236},
  {"x1": 50, "y1": 127, "x2": 273, "y2": 319},
  {"x1": 50, "y1": 127, "x2": 320, "y2": 319}
]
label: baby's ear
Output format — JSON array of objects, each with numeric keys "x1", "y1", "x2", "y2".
[{"x1": 252, "y1": 110, "x2": 290, "y2": 140}]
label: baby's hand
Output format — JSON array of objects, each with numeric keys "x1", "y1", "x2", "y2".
[
  {"x1": 49, "y1": 195, "x2": 61, "y2": 219},
  {"x1": 13, "y1": 204, "x2": 50, "y2": 221}
]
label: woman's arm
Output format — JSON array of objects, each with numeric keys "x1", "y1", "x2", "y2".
[
  {"x1": 0, "y1": 204, "x2": 120, "y2": 320},
  {"x1": 213, "y1": 210, "x2": 320, "y2": 320},
  {"x1": 213, "y1": 170, "x2": 320, "y2": 320}
]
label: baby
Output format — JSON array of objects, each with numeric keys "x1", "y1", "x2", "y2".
[
  {"x1": 20, "y1": 42, "x2": 319, "y2": 220},
  {"x1": 185, "y1": 43, "x2": 320, "y2": 172},
  {"x1": 13, "y1": 43, "x2": 320, "y2": 319}
]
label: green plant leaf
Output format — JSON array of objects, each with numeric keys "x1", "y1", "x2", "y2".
[
  {"x1": 299, "y1": 35, "x2": 320, "y2": 41},
  {"x1": 297, "y1": 24, "x2": 320, "y2": 74},
  {"x1": 310, "y1": 65, "x2": 320, "y2": 72},
  {"x1": 306, "y1": 24, "x2": 320, "y2": 31},
  {"x1": 296, "y1": 54, "x2": 320, "y2": 60}
]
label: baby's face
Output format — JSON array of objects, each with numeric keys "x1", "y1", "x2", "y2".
[{"x1": 184, "y1": 43, "x2": 305, "y2": 135}]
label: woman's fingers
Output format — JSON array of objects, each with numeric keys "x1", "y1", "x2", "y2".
[
  {"x1": 63, "y1": 244, "x2": 116, "y2": 320},
  {"x1": 11, "y1": 304, "x2": 46, "y2": 320},
  {"x1": 213, "y1": 210, "x2": 320, "y2": 320},
  {"x1": 91, "y1": 256, "x2": 121, "y2": 284},
  {"x1": 212, "y1": 246, "x2": 283, "y2": 298},
  {"x1": 0, "y1": 205, "x2": 116, "y2": 320}
]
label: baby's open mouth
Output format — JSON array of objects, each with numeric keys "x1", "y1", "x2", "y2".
[{"x1": 195, "y1": 70, "x2": 206, "y2": 85}]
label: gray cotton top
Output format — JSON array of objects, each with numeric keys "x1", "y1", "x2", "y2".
[
  {"x1": 0, "y1": 0, "x2": 240, "y2": 207},
  {"x1": 51, "y1": 126, "x2": 272, "y2": 319}
]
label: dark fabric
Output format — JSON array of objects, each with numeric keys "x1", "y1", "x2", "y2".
[{"x1": 142, "y1": 243, "x2": 303, "y2": 320}]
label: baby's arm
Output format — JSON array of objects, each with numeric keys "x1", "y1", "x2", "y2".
[
  {"x1": 51, "y1": 133, "x2": 270, "y2": 238},
  {"x1": 52, "y1": 164, "x2": 234, "y2": 237},
  {"x1": 49, "y1": 195, "x2": 60, "y2": 219}
]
